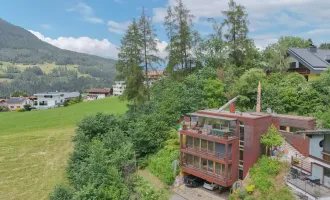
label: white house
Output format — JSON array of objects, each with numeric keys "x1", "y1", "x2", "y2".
[
  {"x1": 112, "y1": 81, "x2": 126, "y2": 96},
  {"x1": 33, "y1": 92, "x2": 80, "y2": 109}
]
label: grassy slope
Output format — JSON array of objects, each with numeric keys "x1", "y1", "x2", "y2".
[{"x1": 0, "y1": 97, "x2": 127, "y2": 200}]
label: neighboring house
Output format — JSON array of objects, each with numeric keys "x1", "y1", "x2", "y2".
[
  {"x1": 146, "y1": 70, "x2": 165, "y2": 86},
  {"x1": 0, "y1": 99, "x2": 7, "y2": 107},
  {"x1": 87, "y1": 88, "x2": 111, "y2": 100},
  {"x1": 112, "y1": 81, "x2": 126, "y2": 96},
  {"x1": 7, "y1": 97, "x2": 32, "y2": 111},
  {"x1": 33, "y1": 92, "x2": 80, "y2": 109},
  {"x1": 180, "y1": 104, "x2": 315, "y2": 189},
  {"x1": 287, "y1": 45, "x2": 330, "y2": 81},
  {"x1": 284, "y1": 130, "x2": 330, "y2": 199}
]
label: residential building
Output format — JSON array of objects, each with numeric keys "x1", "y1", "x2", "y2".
[
  {"x1": 285, "y1": 130, "x2": 330, "y2": 199},
  {"x1": 33, "y1": 92, "x2": 80, "y2": 109},
  {"x1": 7, "y1": 97, "x2": 32, "y2": 111},
  {"x1": 287, "y1": 45, "x2": 330, "y2": 81},
  {"x1": 180, "y1": 105, "x2": 316, "y2": 188},
  {"x1": 0, "y1": 99, "x2": 7, "y2": 106},
  {"x1": 147, "y1": 70, "x2": 165, "y2": 86},
  {"x1": 112, "y1": 81, "x2": 126, "y2": 96},
  {"x1": 87, "y1": 88, "x2": 111, "y2": 100}
]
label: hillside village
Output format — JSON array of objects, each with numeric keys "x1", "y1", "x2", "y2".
[{"x1": 1, "y1": 0, "x2": 330, "y2": 200}]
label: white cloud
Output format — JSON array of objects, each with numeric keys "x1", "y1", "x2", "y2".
[
  {"x1": 152, "y1": 8, "x2": 167, "y2": 23},
  {"x1": 68, "y1": 3, "x2": 103, "y2": 24},
  {"x1": 107, "y1": 20, "x2": 130, "y2": 34},
  {"x1": 40, "y1": 24, "x2": 52, "y2": 30},
  {"x1": 29, "y1": 30, "x2": 118, "y2": 59},
  {"x1": 305, "y1": 29, "x2": 330, "y2": 35},
  {"x1": 156, "y1": 39, "x2": 168, "y2": 59}
]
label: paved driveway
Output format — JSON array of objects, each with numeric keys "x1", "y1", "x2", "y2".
[{"x1": 171, "y1": 185, "x2": 228, "y2": 200}]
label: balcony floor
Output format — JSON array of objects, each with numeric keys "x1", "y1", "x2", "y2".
[{"x1": 287, "y1": 176, "x2": 330, "y2": 198}]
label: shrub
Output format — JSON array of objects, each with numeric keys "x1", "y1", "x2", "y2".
[
  {"x1": 0, "y1": 106, "x2": 9, "y2": 112},
  {"x1": 49, "y1": 184, "x2": 73, "y2": 200},
  {"x1": 238, "y1": 190, "x2": 246, "y2": 200},
  {"x1": 63, "y1": 101, "x2": 69, "y2": 107},
  {"x1": 23, "y1": 104, "x2": 32, "y2": 111},
  {"x1": 246, "y1": 185, "x2": 255, "y2": 194},
  {"x1": 16, "y1": 108, "x2": 24, "y2": 112}
]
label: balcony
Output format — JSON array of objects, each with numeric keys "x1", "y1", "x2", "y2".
[
  {"x1": 286, "y1": 172, "x2": 330, "y2": 199},
  {"x1": 182, "y1": 125, "x2": 237, "y2": 141},
  {"x1": 182, "y1": 144, "x2": 232, "y2": 161},
  {"x1": 322, "y1": 151, "x2": 330, "y2": 164},
  {"x1": 291, "y1": 157, "x2": 311, "y2": 173},
  {"x1": 182, "y1": 162, "x2": 232, "y2": 186}
]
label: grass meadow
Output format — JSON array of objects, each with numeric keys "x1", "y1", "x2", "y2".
[{"x1": 0, "y1": 97, "x2": 127, "y2": 200}]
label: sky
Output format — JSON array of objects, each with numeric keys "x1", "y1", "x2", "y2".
[{"x1": 1, "y1": 0, "x2": 330, "y2": 60}]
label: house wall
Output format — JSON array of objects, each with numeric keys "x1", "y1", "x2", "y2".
[
  {"x1": 310, "y1": 135, "x2": 324, "y2": 159},
  {"x1": 35, "y1": 95, "x2": 63, "y2": 109}
]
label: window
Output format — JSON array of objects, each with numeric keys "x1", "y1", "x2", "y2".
[
  {"x1": 201, "y1": 139, "x2": 207, "y2": 150},
  {"x1": 239, "y1": 150, "x2": 244, "y2": 161},
  {"x1": 187, "y1": 136, "x2": 193, "y2": 146},
  {"x1": 208, "y1": 141, "x2": 214, "y2": 152},
  {"x1": 10, "y1": 106, "x2": 14, "y2": 108},
  {"x1": 17, "y1": 106, "x2": 20, "y2": 108},
  {"x1": 208, "y1": 160, "x2": 214, "y2": 172},
  {"x1": 228, "y1": 164, "x2": 232, "y2": 173},
  {"x1": 194, "y1": 156, "x2": 199, "y2": 168},
  {"x1": 239, "y1": 169, "x2": 243, "y2": 180},
  {"x1": 186, "y1": 154, "x2": 193, "y2": 165},
  {"x1": 201, "y1": 158, "x2": 207, "y2": 170},
  {"x1": 44, "y1": 95, "x2": 53, "y2": 98},
  {"x1": 214, "y1": 120, "x2": 220, "y2": 129},
  {"x1": 194, "y1": 138, "x2": 200, "y2": 149},
  {"x1": 215, "y1": 163, "x2": 221, "y2": 174}
]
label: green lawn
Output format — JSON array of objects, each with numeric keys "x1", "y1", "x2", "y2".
[{"x1": 0, "y1": 97, "x2": 127, "y2": 200}]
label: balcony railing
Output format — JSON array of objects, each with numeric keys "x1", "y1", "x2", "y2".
[
  {"x1": 182, "y1": 125, "x2": 236, "y2": 140},
  {"x1": 291, "y1": 157, "x2": 311, "y2": 173},
  {"x1": 182, "y1": 162, "x2": 232, "y2": 181},
  {"x1": 182, "y1": 144, "x2": 232, "y2": 161},
  {"x1": 322, "y1": 151, "x2": 330, "y2": 163},
  {"x1": 286, "y1": 172, "x2": 330, "y2": 198}
]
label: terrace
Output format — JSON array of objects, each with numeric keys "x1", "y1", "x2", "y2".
[
  {"x1": 181, "y1": 112, "x2": 238, "y2": 141},
  {"x1": 286, "y1": 173, "x2": 330, "y2": 199}
]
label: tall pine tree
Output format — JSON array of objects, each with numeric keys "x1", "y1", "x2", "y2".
[
  {"x1": 222, "y1": 0, "x2": 249, "y2": 68},
  {"x1": 164, "y1": 0, "x2": 195, "y2": 75},
  {"x1": 116, "y1": 19, "x2": 146, "y2": 106},
  {"x1": 138, "y1": 7, "x2": 162, "y2": 100}
]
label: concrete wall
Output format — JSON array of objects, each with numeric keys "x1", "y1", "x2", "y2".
[
  {"x1": 310, "y1": 135, "x2": 324, "y2": 159},
  {"x1": 35, "y1": 95, "x2": 64, "y2": 109}
]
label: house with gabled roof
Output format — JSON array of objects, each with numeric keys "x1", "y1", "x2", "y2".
[
  {"x1": 7, "y1": 97, "x2": 32, "y2": 111},
  {"x1": 287, "y1": 45, "x2": 330, "y2": 81}
]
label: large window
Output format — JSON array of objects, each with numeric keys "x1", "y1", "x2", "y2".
[
  {"x1": 186, "y1": 154, "x2": 193, "y2": 165},
  {"x1": 201, "y1": 158, "x2": 207, "y2": 170},
  {"x1": 208, "y1": 141, "x2": 214, "y2": 152},
  {"x1": 194, "y1": 156, "x2": 200, "y2": 168},
  {"x1": 187, "y1": 136, "x2": 193, "y2": 146},
  {"x1": 214, "y1": 120, "x2": 221, "y2": 129},
  {"x1": 208, "y1": 160, "x2": 214, "y2": 172},
  {"x1": 194, "y1": 138, "x2": 200, "y2": 149},
  {"x1": 215, "y1": 163, "x2": 221, "y2": 174},
  {"x1": 201, "y1": 139, "x2": 207, "y2": 150}
]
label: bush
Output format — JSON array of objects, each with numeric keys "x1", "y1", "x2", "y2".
[
  {"x1": 16, "y1": 108, "x2": 24, "y2": 112},
  {"x1": 0, "y1": 106, "x2": 9, "y2": 112},
  {"x1": 246, "y1": 185, "x2": 255, "y2": 194},
  {"x1": 238, "y1": 190, "x2": 246, "y2": 200},
  {"x1": 49, "y1": 184, "x2": 74, "y2": 200},
  {"x1": 63, "y1": 101, "x2": 69, "y2": 107},
  {"x1": 23, "y1": 104, "x2": 32, "y2": 111}
]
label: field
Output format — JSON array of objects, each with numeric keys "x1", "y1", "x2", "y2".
[{"x1": 0, "y1": 97, "x2": 127, "y2": 200}]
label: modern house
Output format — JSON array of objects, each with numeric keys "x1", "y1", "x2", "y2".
[
  {"x1": 0, "y1": 99, "x2": 7, "y2": 106},
  {"x1": 7, "y1": 97, "x2": 32, "y2": 111},
  {"x1": 33, "y1": 92, "x2": 80, "y2": 109},
  {"x1": 112, "y1": 81, "x2": 126, "y2": 96},
  {"x1": 180, "y1": 104, "x2": 315, "y2": 188},
  {"x1": 287, "y1": 45, "x2": 330, "y2": 81},
  {"x1": 87, "y1": 88, "x2": 111, "y2": 100},
  {"x1": 285, "y1": 130, "x2": 330, "y2": 199}
]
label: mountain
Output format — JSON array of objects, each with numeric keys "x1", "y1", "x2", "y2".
[{"x1": 0, "y1": 18, "x2": 116, "y2": 68}]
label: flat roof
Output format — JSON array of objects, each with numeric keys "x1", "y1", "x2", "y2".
[
  {"x1": 201, "y1": 109, "x2": 270, "y2": 119},
  {"x1": 187, "y1": 112, "x2": 237, "y2": 121},
  {"x1": 296, "y1": 130, "x2": 330, "y2": 135}
]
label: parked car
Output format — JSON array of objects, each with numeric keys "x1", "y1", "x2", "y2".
[
  {"x1": 203, "y1": 181, "x2": 219, "y2": 190},
  {"x1": 184, "y1": 175, "x2": 203, "y2": 187}
]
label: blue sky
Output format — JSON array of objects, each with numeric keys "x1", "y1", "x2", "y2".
[{"x1": 1, "y1": 0, "x2": 330, "y2": 59}]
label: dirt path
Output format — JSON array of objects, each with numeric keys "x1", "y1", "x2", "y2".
[{"x1": 137, "y1": 169, "x2": 165, "y2": 190}]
